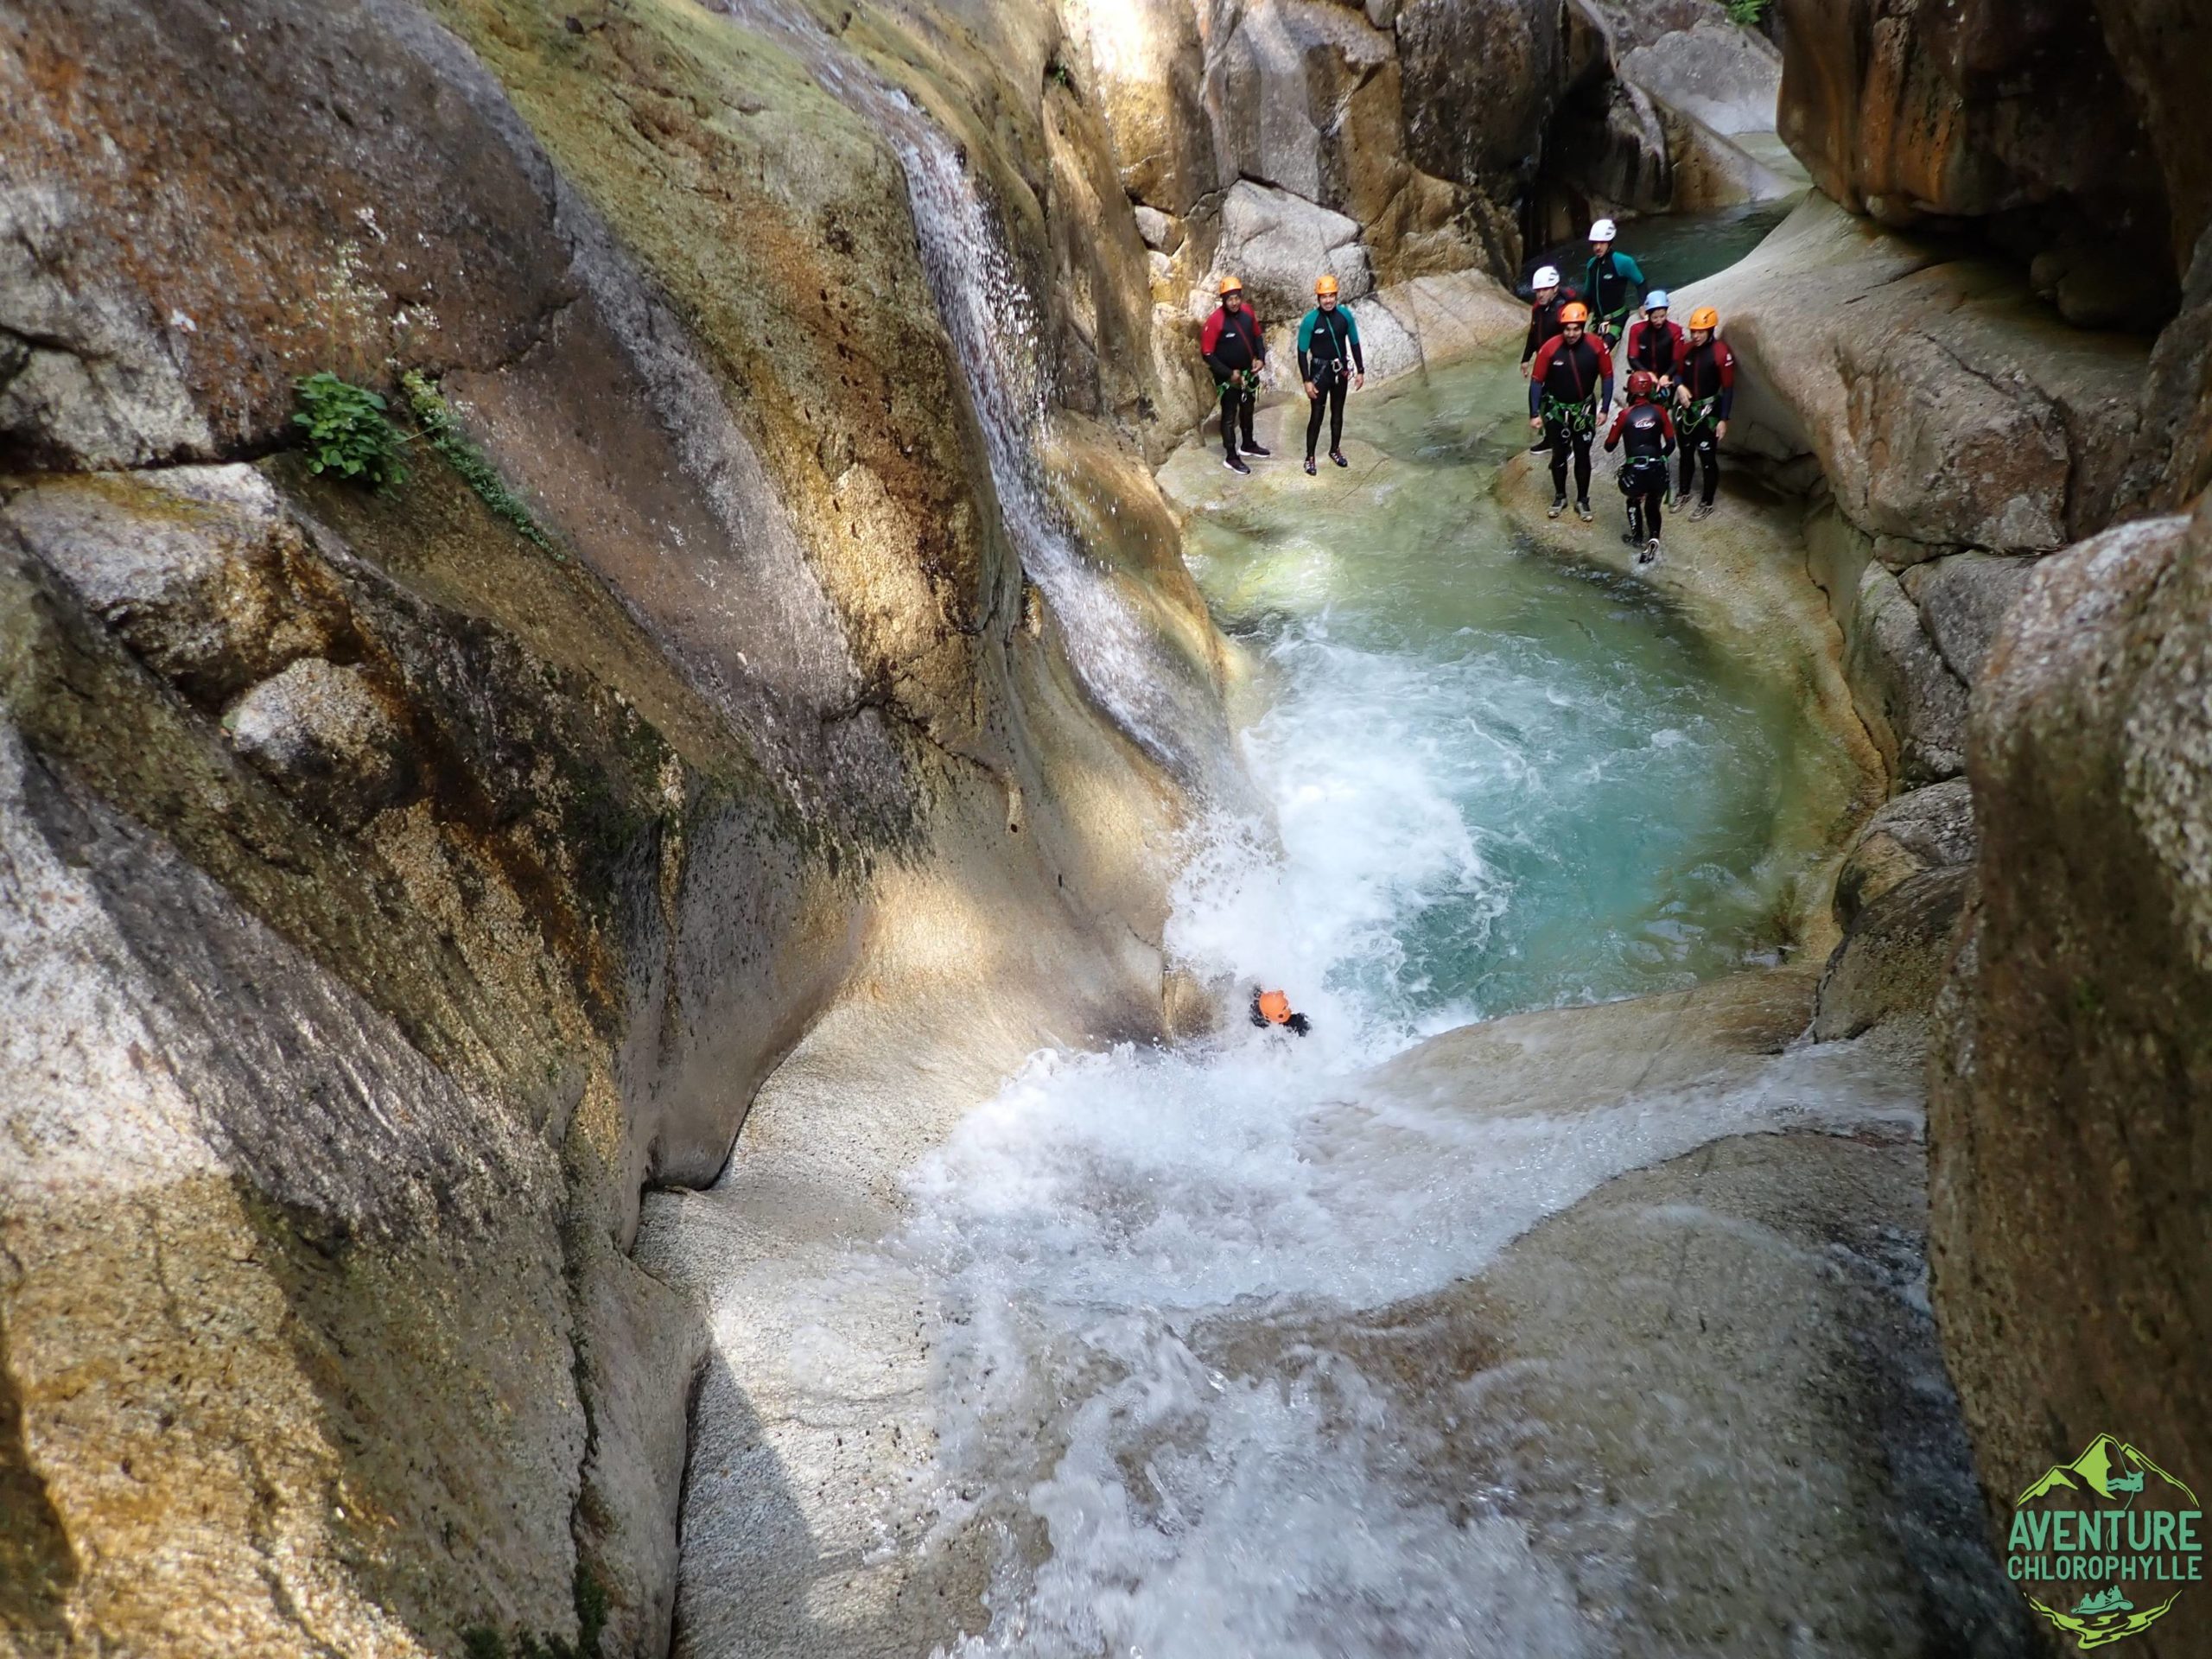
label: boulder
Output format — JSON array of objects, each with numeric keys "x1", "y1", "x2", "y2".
[
  {"x1": 1844, "y1": 563, "x2": 1968, "y2": 787},
  {"x1": 1772, "y1": 0, "x2": 2172, "y2": 283},
  {"x1": 226, "y1": 658, "x2": 413, "y2": 831},
  {"x1": 1812, "y1": 863, "x2": 1970, "y2": 1040},
  {"x1": 1833, "y1": 777, "x2": 1977, "y2": 929},
  {"x1": 1929, "y1": 505, "x2": 2212, "y2": 1644},
  {"x1": 1206, "y1": 181, "x2": 1372, "y2": 322},
  {"x1": 1615, "y1": 16, "x2": 1780, "y2": 137},
  {"x1": 1677, "y1": 195, "x2": 2149, "y2": 556},
  {"x1": 4, "y1": 467, "x2": 346, "y2": 709},
  {"x1": 1898, "y1": 550, "x2": 2038, "y2": 687}
]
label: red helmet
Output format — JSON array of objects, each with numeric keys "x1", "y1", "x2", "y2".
[{"x1": 1626, "y1": 370, "x2": 1658, "y2": 398}]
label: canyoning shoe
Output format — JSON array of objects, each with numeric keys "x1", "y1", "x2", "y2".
[
  {"x1": 1690, "y1": 500, "x2": 1715, "y2": 522},
  {"x1": 1575, "y1": 500, "x2": 1593, "y2": 523},
  {"x1": 1243, "y1": 442, "x2": 1273, "y2": 458},
  {"x1": 1640, "y1": 537, "x2": 1662, "y2": 565},
  {"x1": 1548, "y1": 494, "x2": 1567, "y2": 519},
  {"x1": 1224, "y1": 454, "x2": 1252, "y2": 475},
  {"x1": 1330, "y1": 449, "x2": 1349, "y2": 468},
  {"x1": 1304, "y1": 455, "x2": 1318, "y2": 475}
]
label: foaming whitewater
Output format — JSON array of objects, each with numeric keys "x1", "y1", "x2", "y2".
[
  {"x1": 871, "y1": 626, "x2": 1912, "y2": 1652},
  {"x1": 713, "y1": 0, "x2": 1233, "y2": 790}
]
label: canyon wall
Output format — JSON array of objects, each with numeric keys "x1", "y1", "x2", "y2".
[
  {"x1": 0, "y1": 1, "x2": 1224, "y2": 1654},
  {"x1": 1059, "y1": 0, "x2": 1789, "y2": 390},
  {"x1": 1734, "y1": 5, "x2": 2212, "y2": 1639}
]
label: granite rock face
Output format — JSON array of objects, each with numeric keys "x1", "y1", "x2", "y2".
[
  {"x1": 0, "y1": 0, "x2": 1217, "y2": 1654},
  {"x1": 1929, "y1": 507, "x2": 2212, "y2": 1659}
]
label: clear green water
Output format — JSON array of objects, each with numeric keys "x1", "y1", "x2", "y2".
[
  {"x1": 1174, "y1": 353, "x2": 1819, "y2": 1027},
  {"x1": 1527, "y1": 194, "x2": 1802, "y2": 297}
]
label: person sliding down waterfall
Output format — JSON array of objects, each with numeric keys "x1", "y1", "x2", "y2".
[
  {"x1": 1605, "y1": 370, "x2": 1677, "y2": 566},
  {"x1": 1528, "y1": 302, "x2": 1612, "y2": 523},
  {"x1": 1249, "y1": 988, "x2": 1312, "y2": 1036},
  {"x1": 1674, "y1": 307, "x2": 1736, "y2": 521},
  {"x1": 1580, "y1": 219, "x2": 1646, "y2": 349},
  {"x1": 1298, "y1": 273, "x2": 1364, "y2": 476},
  {"x1": 1201, "y1": 276, "x2": 1271, "y2": 475},
  {"x1": 1520, "y1": 263, "x2": 1579, "y2": 451}
]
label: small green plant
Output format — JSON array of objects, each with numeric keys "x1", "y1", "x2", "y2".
[
  {"x1": 293, "y1": 371, "x2": 407, "y2": 490},
  {"x1": 1724, "y1": 0, "x2": 1770, "y2": 25},
  {"x1": 401, "y1": 369, "x2": 560, "y2": 554},
  {"x1": 459, "y1": 1568, "x2": 608, "y2": 1659}
]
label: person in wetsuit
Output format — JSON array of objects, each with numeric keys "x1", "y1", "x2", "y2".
[
  {"x1": 1201, "y1": 276, "x2": 1271, "y2": 474},
  {"x1": 1624, "y1": 289, "x2": 1688, "y2": 398},
  {"x1": 1605, "y1": 369, "x2": 1677, "y2": 565},
  {"x1": 1580, "y1": 219, "x2": 1646, "y2": 349},
  {"x1": 1250, "y1": 988, "x2": 1312, "y2": 1036},
  {"x1": 1521, "y1": 264, "x2": 1581, "y2": 375},
  {"x1": 1298, "y1": 273, "x2": 1365, "y2": 475},
  {"x1": 1674, "y1": 307, "x2": 1736, "y2": 520},
  {"x1": 1527, "y1": 302, "x2": 1613, "y2": 522},
  {"x1": 1521, "y1": 263, "x2": 1579, "y2": 452}
]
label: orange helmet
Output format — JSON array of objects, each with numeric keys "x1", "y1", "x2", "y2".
[
  {"x1": 1627, "y1": 369, "x2": 1658, "y2": 398},
  {"x1": 1688, "y1": 306, "x2": 1719, "y2": 330},
  {"x1": 1256, "y1": 989, "x2": 1293, "y2": 1026},
  {"x1": 1315, "y1": 272, "x2": 1340, "y2": 297},
  {"x1": 1218, "y1": 275, "x2": 1244, "y2": 297},
  {"x1": 1559, "y1": 302, "x2": 1590, "y2": 325}
]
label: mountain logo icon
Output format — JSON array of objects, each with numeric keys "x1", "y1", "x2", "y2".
[{"x1": 2005, "y1": 1434, "x2": 2202, "y2": 1650}]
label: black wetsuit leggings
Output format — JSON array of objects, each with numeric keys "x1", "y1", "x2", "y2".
[
  {"x1": 1546, "y1": 416, "x2": 1595, "y2": 503},
  {"x1": 1219, "y1": 378, "x2": 1257, "y2": 461},
  {"x1": 1306, "y1": 374, "x2": 1348, "y2": 460},
  {"x1": 1626, "y1": 478, "x2": 1665, "y2": 540},
  {"x1": 1679, "y1": 416, "x2": 1719, "y2": 506}
]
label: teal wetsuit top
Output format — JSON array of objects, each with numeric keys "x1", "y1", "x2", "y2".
[
  {"x1": 1580, "y1": 250, "x2": 1646, "y2": 332},
  {"x1": 1297, "y1": 305, "x2": 1364, "y2": 383}
]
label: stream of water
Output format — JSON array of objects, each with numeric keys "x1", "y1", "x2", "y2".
[
  {"x1": 880, "y1": 353, "x2": 1902, "y2": 1655},
  {"x1": 697, "y1": 12, "x2": 1907, "y2": 1650}
]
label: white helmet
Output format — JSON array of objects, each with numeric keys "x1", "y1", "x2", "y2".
[
  {"x1": 1590, "y1": 218, "x2": 1618, "y2": 242},
  {"x1": 1533, "y1": 264, "x2": 1561, "y2": 289},
  {"x1": 1644, "y1": 289, "x2": 1670, "y2": 309}
]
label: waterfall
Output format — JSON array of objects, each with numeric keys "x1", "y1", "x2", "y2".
[{"x1": 711, "y1": 0, "x2": 1235, "y2": 791}]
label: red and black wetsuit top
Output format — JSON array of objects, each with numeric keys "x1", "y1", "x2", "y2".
[
  {"x1": 1527, "y1": 334, "x2": 1614, "y2": 416},
  {"x1": 1521, "y1": 289, "x2": 1581, "y2": 365},
  {"x1": 1605, "y1": 398, "x2": 1677, "y2": 461},
  {"x1": 1679, "y1": 338, "x2": 1738, "y2": 419},
  {"x1": 1201, "y1": 305, "x2": 1266, "y2": 377},
  {"x1": 1625, "y1": 318, "x2": 1688, "y2": 381}
]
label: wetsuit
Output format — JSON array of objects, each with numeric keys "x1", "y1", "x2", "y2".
[
  {"x1": 1298, "y1": 304, "x2": 1364, "y2": 463},
  {"x1": 1580, "y1": 249, "x2": 1646, "y2": 346},
  {"x1": 1605, "y1": 397, "x2": 1677, "y2": 543},
  {"x1": 1675, "y1": 336, "x2": 1738, "y2": 509},
  {"x1": 1624, "y1": 317, "x2": 1688, "y2": 391},
  {"x1": 1528, "y1": 333, "x2": 1614, "y2": 506},
  {"x1": 1520, "y1": 289, "x2": 1581, "y2": 370},
  {"x1": 1201, "y1": 303, "x2": 1267, "y2": 461}
]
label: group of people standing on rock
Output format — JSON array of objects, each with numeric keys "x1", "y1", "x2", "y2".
[
  {"x1": 1195, "y1": 219, "x2": 1738, "y2": 569},
  {"x1": 1522, "y1": 217, "x2": 1737, "y2": 564},
  {"x1": 1200, "y1": 272, "x2": 1365, "y2": 477}
]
